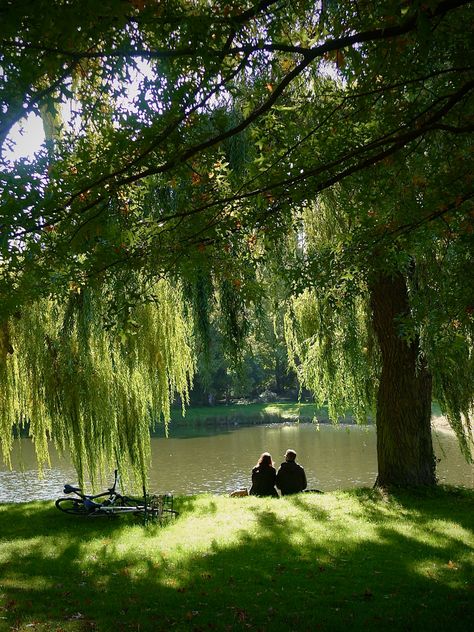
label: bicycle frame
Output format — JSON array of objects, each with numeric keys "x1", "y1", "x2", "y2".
[
  {"x1": 62, "y1": 469, "x2": 121, "y2": 510},
  {"x1": 56, "y1": 470, "x2": 178, "y2": 522}
]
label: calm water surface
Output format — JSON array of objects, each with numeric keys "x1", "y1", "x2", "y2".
[{"x1": 0, "y1": 422, "x2": 472, "y2": 502}]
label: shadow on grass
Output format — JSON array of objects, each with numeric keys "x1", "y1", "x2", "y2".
[
  {"x1": 0, "y1": 489, "x2": 473, "y2": 631},
  {"x1": 347, "y1": 485, "x2": 474, "y2": 533},
  {"x1": 0, "y1": 501, "x2": 130, "y2": 542},
  {"x1": 285, "y1": 494, "x2": 331, "y2": 521}
]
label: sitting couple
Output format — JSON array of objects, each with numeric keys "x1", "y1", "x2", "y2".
[{"x1": 250, "y1": 449, "x2": 307, "y2": 497}]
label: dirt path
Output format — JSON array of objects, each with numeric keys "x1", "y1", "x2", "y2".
[{"x1": 432, "y1": 414, "x2": 455, "y2": 433}]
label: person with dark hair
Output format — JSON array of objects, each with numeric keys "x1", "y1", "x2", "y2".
[
  {"x1": 249, "y1": 452, "x2": 279, "y2": 497},
  {"x1": 276, "y1": 449, "x2": 307, "y2": 496}
]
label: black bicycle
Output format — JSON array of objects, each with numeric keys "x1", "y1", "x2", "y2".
[{"x1": 55, "y1": 470, "x2": 178, "y2": 523}]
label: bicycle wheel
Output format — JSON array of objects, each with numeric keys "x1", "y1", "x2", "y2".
[
  {"x1": 161, "y1": 509, "x2": 179, "y2": 521},
  {"x1": 55, "y1": 497, "x2": 89, "y2": 515}
]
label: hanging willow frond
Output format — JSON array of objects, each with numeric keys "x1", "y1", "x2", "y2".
[
  {"x1": 285, "y1": 289, "x2": 378, "y2": 423},
  {"x1": 0, "y1": 279, "x2": 195, "y2": 489},
  {"x1": 426, "y1": 328, "x2": 474, "y2": 462}
]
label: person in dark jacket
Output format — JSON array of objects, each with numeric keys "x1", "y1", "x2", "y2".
[
  {"x1": 249, "y1": 452, "x2": 279, "y2": 497},
  {"x1": 276, "y1": 449, "x2": 307, "y2": 496}
]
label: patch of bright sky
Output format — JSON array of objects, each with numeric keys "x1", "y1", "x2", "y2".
[
  {"x1": 3, "y1": 112, "x2": 45, "y2": 163},
  {"x1": 3, "y1": 45, "x2": 338, "y2": 165},
  {"x1": 3, "y1": 58, "x2": 157, "y2": 165}
]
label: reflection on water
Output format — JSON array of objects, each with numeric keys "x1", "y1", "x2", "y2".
[{"x1": 0, "y1": 423, "x2": 472, "y2": 502}]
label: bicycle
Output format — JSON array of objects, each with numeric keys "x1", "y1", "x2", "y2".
[{"x1": 55, "y1": 470, "x2": 179, "y2": 524}]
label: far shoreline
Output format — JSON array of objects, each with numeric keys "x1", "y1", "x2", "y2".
[{"x1": 167, "y1": 401, "x2": 456, "y2": 435}]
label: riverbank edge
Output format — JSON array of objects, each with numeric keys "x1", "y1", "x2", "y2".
[
  {"x1": 168, "y1": 401, "x2": 365, "y2": 428},
  {"x1": 167, "y1": 401, "x2": 454, "y2": 434},
  {"x1": 1, "y1": 482, "x2": 472, "y2": 508}
]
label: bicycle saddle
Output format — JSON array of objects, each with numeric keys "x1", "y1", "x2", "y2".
[{"x1": 63, "y1": 484, "x2": 82, "y2": 494}]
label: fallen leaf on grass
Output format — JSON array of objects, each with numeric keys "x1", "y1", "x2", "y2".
[
  {"x1": 69, "y1": 612, "x2": 85, "y2": 620},
  {"x1": 236, "y1": 609, "x2": 248, "y2": 622}
]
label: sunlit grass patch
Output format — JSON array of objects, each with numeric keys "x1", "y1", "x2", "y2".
[{"x1": 170, "y1": 401, "x2": 328, "y2": 424}]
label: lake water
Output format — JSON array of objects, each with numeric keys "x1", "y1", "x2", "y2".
[{"x1": 0, "y1": 422, "x2": 472, "y2": 503}]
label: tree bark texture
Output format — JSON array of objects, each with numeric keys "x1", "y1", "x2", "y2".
[{"x1": 370, "y1": 272, "x2": 436, "y2": 486}]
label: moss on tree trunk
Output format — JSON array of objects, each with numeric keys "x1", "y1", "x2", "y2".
[{"x1": 370, "y1": 272, "x2": 436, "y2": 487}]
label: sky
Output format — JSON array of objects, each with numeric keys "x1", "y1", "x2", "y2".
[
  {"x1": 4, "y1": 113, "x2": 45, "y2": 163},
  {"x1": 3, "y1": 57, "x2": 153, "y2": 165}
]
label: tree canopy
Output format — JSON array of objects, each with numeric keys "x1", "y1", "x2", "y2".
[{"x1": 1, "y1": 0, "x2": 473, "y2": 486}]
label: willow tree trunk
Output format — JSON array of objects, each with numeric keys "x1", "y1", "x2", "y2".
[{"x1": 370, "y1": 272, "x2": 436, "y2": 487}]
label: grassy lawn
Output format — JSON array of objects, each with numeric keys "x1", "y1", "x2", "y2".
[
  {"x1": 0, "y1": 488, "x2": 473, "y2": 631},
  {"x1": 170, "y1": 401, "x2": 444, "y2": 426},
  {"x1": 170, "y1": 402, "x2": 330, "y2": 425}
]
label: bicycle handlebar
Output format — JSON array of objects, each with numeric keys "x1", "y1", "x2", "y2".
[{"x1": 64, "y1": 484, "x2": 82, "y2": 494}]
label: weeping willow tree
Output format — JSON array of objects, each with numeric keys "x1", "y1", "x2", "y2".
[
  {"x1": 0, "y1": 73, "x2": 198, "y2": 487},
  {"x1": 285, "y1": 292, "x2": 377, "y2": 424},
  {"x1": 284, "y1": 155, "x2": 474, "y2": 486},
  {"x1": 284, "y1": 187, "x2": 378, "y2": 424},
  {"x1": 0, "y1": 279, "x2": 195, "y2": 487}
]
